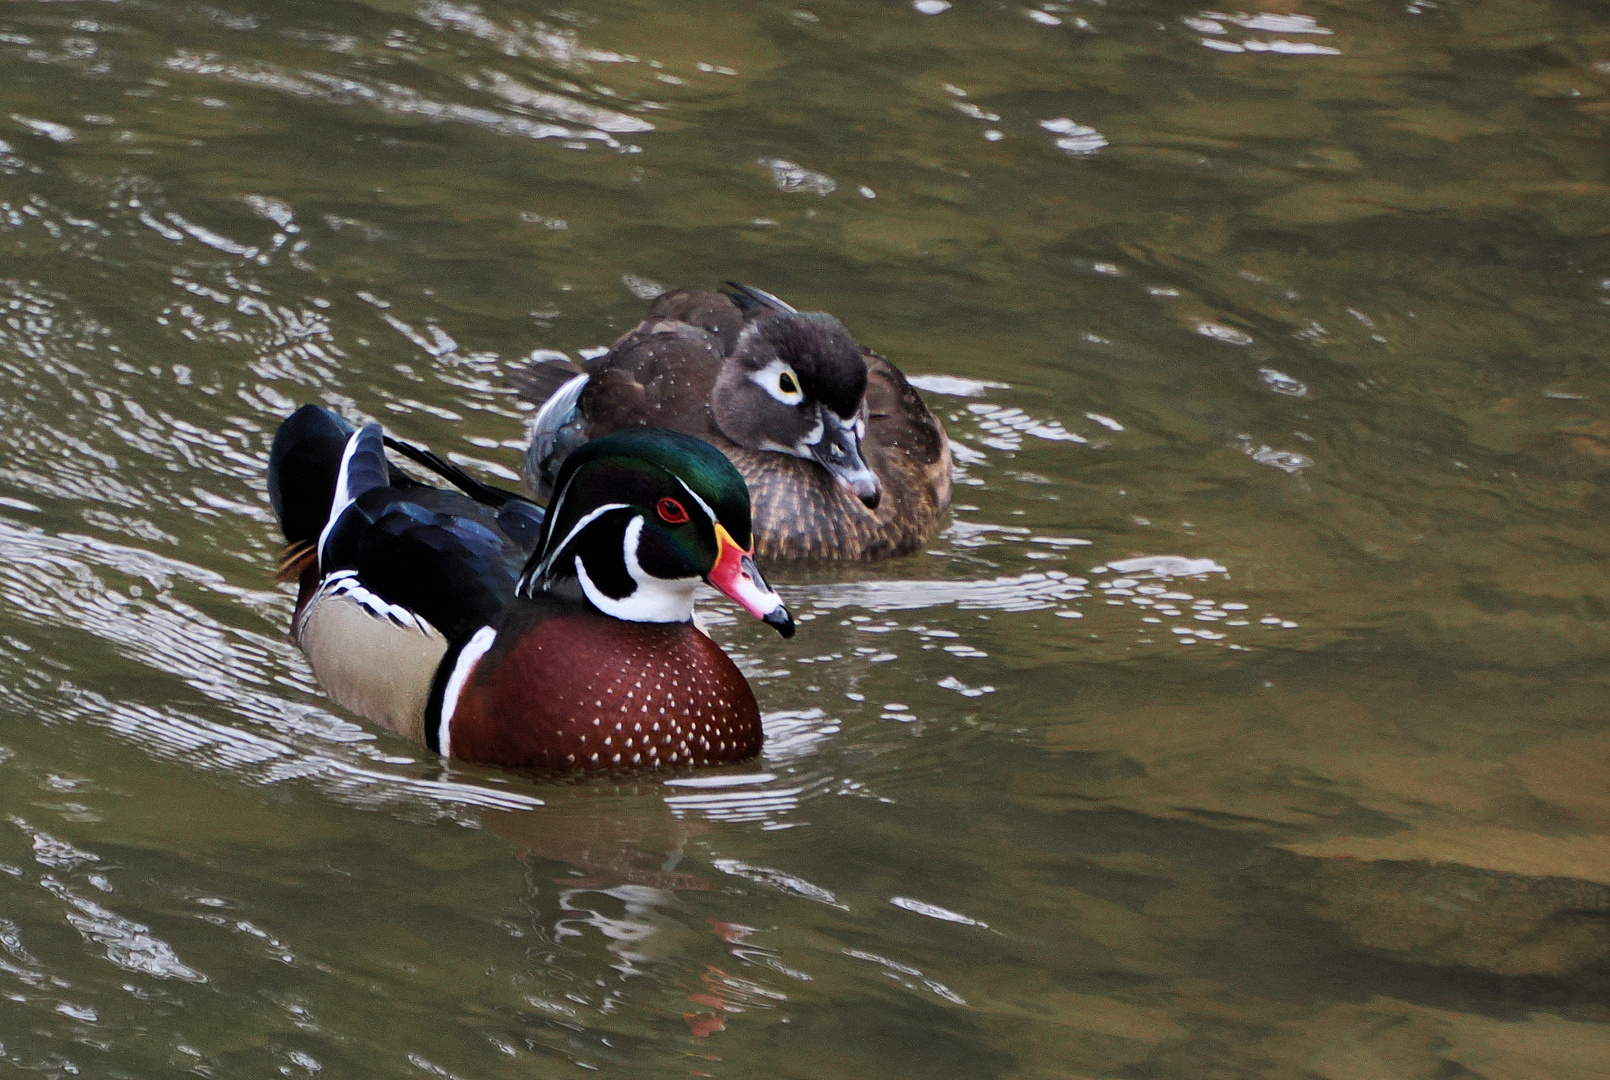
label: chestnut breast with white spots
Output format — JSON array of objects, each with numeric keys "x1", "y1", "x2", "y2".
[{"x1": 446, "y1": 611, "x2": 762, "y2": 771}]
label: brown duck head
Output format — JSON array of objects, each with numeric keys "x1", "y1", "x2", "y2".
[{"x1": 709, "y1": 310, "x2": 882, "y2": 509}]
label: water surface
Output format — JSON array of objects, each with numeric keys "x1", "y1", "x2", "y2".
[{"x1": 2, "y1": 0, "x2": 1609, "y2": 1076}]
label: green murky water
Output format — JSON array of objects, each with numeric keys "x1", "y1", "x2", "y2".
[{"x1": 2, "y1": 0, "x2": 1609, "y2": 1075}]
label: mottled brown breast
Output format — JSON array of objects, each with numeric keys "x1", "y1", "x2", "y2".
[{"x1": 447, "y1": 611, "x2": 762, "y2": 771}]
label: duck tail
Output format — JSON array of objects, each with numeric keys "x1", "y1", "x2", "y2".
[
  {"x1": 274, "y1": 539, "x2": 317, "y2": 585},
  {"x1": 722, "y1": 281, "x2": 798, "y2": 316},
  {"x1": 382, "y1": 434, "x2": 534, "y2": 511}
]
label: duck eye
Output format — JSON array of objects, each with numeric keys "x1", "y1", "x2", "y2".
[
  {"x1": 656, "y1": 497, "x2": 690, "y2": 525},
  {"x1": 778, "y1": 371, "x2": 800, "y2": 396}
]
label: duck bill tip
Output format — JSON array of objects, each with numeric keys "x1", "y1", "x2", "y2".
[
  {"x1": 840, "y1": 471, "x2": 881, "y2": 509},
  {"x1": 710, "y1": 525, "x2": 794, "y2": 637},
  {"x1": 809, "y1": 414, "x2": 881, "y2": 509}
]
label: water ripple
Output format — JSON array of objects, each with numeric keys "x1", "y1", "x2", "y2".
[
  {"x1": 40, "y1": 876, "x2": 207, "y2": 983},
  {"x1": 0, "y1": 519, "x2": 541, "y2": 815},
  {"x1": 162, "y1": 52, "x2": 641, "y2": 150}
]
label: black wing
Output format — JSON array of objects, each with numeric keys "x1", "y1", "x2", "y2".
[{"x1": 270, "y1": 406, "x2": 543, "y2": 641}]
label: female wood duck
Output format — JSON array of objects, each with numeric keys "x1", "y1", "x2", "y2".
[
  {"x1": 517, "y1": 284, "x2": 953, "y2": 563},
  {"x1": 268, "y1": 404, "x2": 794, "y2": 772}
]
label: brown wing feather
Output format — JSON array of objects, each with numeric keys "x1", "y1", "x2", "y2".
[
  {"x1": 864, "y1": 350, "x2": 947, "y2": 467},
  {"x1": 647, "y1": 289, "x2": 744, "y2": 354},
  {"x1": 580, "y1": 319, "x2": 724, "y2": 439}
]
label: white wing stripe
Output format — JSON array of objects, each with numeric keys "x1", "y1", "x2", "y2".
[
  {"x1": 302, "y1": 570, "x2": 436, "y2": 634},
  {"x1": 529, "y1": 372, "x2": 590, "y2": 447}
]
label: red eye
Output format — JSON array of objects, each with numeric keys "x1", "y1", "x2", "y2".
[{"x1": 656, "y1": 497, "x2": 690, "y2": 525}]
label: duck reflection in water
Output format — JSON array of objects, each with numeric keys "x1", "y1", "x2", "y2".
[{"x1": 476, "y1": 785, "x2": 792, "y2": 1038}]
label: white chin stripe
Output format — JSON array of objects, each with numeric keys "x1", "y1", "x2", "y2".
[
  {"x1": 575, "y1": 515, "x2": 699, "y2": 623},
  {"x1": 439, "y1": 625, "x2": 497, "y2": 757},
  {"x1": 763, "y1": 418, "x2": 824, "y2": 461},
  {"x1": 796, "y1": 417, "x2": 825, "y2": 451},
  {"x1": 522, "y1": 501, "x2": 630, "y2": 593}
]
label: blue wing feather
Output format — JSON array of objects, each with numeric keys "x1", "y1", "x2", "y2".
[{"x1": 270, "y1": 406, "x2": 546, "y2": 643}]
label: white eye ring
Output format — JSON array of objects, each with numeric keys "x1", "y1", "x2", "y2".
[{"x1": 750, "y1": 359, "x2": 805, "y2": 405}]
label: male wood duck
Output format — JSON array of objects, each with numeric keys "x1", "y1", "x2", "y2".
[
  {"x1": 517, "y1": 283, "x2": 953, "y2": 563},
  {"x1": 268, "y1": 404, "x2": 794, "y2": 772}
]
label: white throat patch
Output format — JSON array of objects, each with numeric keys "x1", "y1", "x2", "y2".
[
  {"x1": 793, "y1": 415, "x2": 826, "y2": 455},
  {"x1": 574, "y1": 514, "x2": 699, "y2": 623}
]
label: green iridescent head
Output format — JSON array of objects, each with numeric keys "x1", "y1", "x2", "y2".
[{"x1": 518, "y1": 429, "x2": 792, "y2": 637}]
